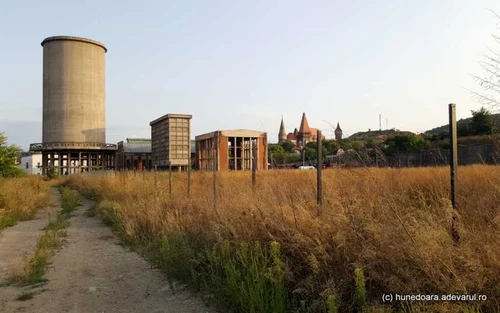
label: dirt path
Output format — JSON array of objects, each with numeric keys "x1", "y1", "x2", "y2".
[
  {"x1": 0, "y1": 195, "x2": 214, "y2": 313},
  {"x1": 0, "y1": 188, "x2": 60, "y2": 285}
]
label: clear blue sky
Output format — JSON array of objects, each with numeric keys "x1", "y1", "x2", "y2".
[{"x1": 1, "y1": 0, "x2": 500, "y2": 149}]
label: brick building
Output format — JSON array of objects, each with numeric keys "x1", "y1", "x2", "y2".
[
  {"x1": 195, "y1": 130, "x2": 268, "y2": 171},
  {"x1": 150, "y1": 113, "x2": 192, "y2": 171}
]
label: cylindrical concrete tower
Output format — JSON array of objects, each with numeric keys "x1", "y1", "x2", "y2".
[{"x1": 41, "y1": 36, "x2": 107, "y2": 144}]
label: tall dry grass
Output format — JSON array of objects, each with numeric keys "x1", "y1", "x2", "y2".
[
  {"x1": 67, "y1": 165, "x2": 500, "y2": 312},
  {"x1": 0, "y1": 176, "x2": 51, "y2": 231}
]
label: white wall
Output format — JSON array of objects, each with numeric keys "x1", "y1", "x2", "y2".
[{"x1": 19, "y1": 154, "x2": 43, "y2": 175}]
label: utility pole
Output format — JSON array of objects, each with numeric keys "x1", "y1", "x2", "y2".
[
  {"x1": 379, "y1": 114, "x2": 382, "y2": 131},
  {"x1": 302, "y1": 144, "x2": 305, "y2": 166}
]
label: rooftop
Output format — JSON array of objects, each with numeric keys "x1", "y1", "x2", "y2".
[
  {"x1": 120, "y1": 138, "x2": 151, "y2": 153},
  {"x1": 41, "y1": 36, "x2": 107, "y2": 52},
  {"x1": 195, "y1": 129, "x2": 267, "y2": 140},
  {"x1": 149, "y1": 113, "x2": 192, "y2": 126}
]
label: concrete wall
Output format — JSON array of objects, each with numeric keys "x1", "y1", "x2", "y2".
[
  {"x1": 150, "y1": 114, "x2": 191, "y2": 168},
  {"x1": 42, "y1": 36, "x2": 106, "y2": 144},
  {"x1": 18, "y1": 154, "x2": 43, "y2": 175},
  {"x1": 219, "y1": 135, "x2": 228, "y2": 171}
]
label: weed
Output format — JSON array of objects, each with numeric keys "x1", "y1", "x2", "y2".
[
  {"x1": 354, "y1": 268, "x2": 367, "y2": 312},
  {"x1": 0, "y1": 176, "x2": 50, "y2": 231},
  {"x1": 326, "y1": 295, "x2": 339, "y2": 313},
  {"x1": 60, "y1": 187, "x2": 81, "y2": 215},
  {"x1": 16, "y1": 291, "x2": 35, "y2": 301},
  {"x1": 44, "y1": 214, "x2": 69, "y2": 231}
]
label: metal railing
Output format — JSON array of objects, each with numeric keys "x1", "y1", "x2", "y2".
[{"x1": 30, "y1": 142, "x2": 118, "y2": 151}]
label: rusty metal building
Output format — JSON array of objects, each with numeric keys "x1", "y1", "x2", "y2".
[
  {"x1": 150, "y1": 114, "x2": 192, "y2": 171},
  {"x1": 195, "y1": 130, "x2": 268, "y2": 171},
  {"x1": 30, "y1": 36, "x2": 116, "y2": 175},
  {"x1": 115, "y1": 138, "x2": 152, "y2": 171}
]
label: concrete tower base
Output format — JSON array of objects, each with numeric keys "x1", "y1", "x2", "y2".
[{"x1": 30, "y1": 142, "x2": 117, "y2": 176}]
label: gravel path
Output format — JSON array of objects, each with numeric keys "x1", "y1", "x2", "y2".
[{"x1": 0, "y1": 193, "x2": 215, "y2": 313}]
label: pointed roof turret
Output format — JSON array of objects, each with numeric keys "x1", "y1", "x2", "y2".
[
  {"x1": 279, "y1": 115, "x2": 286, "y2": 138},
  {"x1": 298, "y1": 112, "x2": 311, "y2": 134},
  {"x1": 335, "y1": 122, "x2": 343, "y2": 140},
  {"x1": 335, "y1": 122, "x2": 342, "y2": 132}
]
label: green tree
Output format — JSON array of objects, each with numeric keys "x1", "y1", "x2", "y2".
[
  {"x1": 471, "y1": 106, "x2": 493, "y2": 135},
  {"x1": 268, "y1": 144, "x2": 285, "y2": 164},
  {"x1": 0, "y1": 132, "x2": 24, "y2": 177},
  {"x1": 303, "y1": 146, "x2": 317, "y2": 161},
  {"x1": 285, "y1": 153, "x2": 301, "y2": 163},
  {"x1": 457, "y1": 122, "x2": 472, "y2": 137},
  {"x1": 280, "y1": 141, "x2": 295, "y2": 153},
  {"x1": 340, "y1": 139, "x2": 365, "y2": 151},
  {"x1": 304, "y1": 141, "x2": 328, "y2": 159},
  {"x1": 270, "y1": 145, "x2": 287, "y2": 165},
  {"x1": 305, "y1": 142, "x2": 317, "y2": 150},
  {"x1": 382, "y1": 134, "x2": 430, "y2": 156},
  {"x1": 322, "y1": 140, "x2": 339, "y2": 155}
]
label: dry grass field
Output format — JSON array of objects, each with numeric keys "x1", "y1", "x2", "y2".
[
  {"x1": 65, "y1": 165, "x2": 500, "y2": 313},
  {"x1": 0, "y1": 176, "x2": 51, "y2": 231}
]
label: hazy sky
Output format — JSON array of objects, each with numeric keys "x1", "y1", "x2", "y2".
[{"x1": 1, "y1": 0, "x2": 500, "y2": 150}]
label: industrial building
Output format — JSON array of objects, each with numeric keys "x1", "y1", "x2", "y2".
[
  {"x1": 115, "y1": 138, "x2": 152, "y2": 171},
  {"x1": 29, "y1": 36, "x2": 116, "y2": 175},
  {"x1": 195, "y1": 130, "x2": 268, "y2": 171},
  {"x1": 18, "y1": 153, "x2": 43, "y2": 175},
  {"x1": 150, "y1": 114, "x2": 192, "y2": 171}
]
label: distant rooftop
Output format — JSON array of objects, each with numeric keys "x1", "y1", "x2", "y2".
[
  {"x1": 195, "y1": 129, "x2": 267, "y2": 140},
  {"x1": 149, "y1": 113, "x2": 192, "y2": 126},
  {"x1": 120, "y1": 138, "x2": 151, "y2": 153},
  {"x1": 119, "y1": 138, "x2": 196, "y2": 154}
]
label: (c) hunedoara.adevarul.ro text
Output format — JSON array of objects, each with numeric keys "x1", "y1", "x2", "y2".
[{"x1": 382, "y1": 293, "x2": 487, "y2": 303}]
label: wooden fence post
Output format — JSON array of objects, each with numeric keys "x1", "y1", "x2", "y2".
[
  {"x1": 169, "y1": 161, "x2": 172, "y2": 199},
  {"x1": 188, "y1": 149, "x2": 191, "y2": 199},
  {"x1": 449, "y1": 103, "x2": 458, "y2": 209},
  {"x1": 252, "y1": 143, "x2": 257, "y2": 188},
  {"x1": 154, "y1": 170, "x2": 158, "y2": 188},
  {"x1": 317, "y1": 130, "x2": 323, "y2": 213},
  {"x1": 213, "y1": 146, "x2": 217, "y2": 210},
  {"x1": 449, "y1": 103, "x2": 460, "y2": 242}
]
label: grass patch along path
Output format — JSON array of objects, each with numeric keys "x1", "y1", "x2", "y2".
[
  {"x1": 0, "y1": 176, "x2": 51, "y2": 232},
  {"x1": 0, "y1": 188, "x2": 59, "y2": 285}
]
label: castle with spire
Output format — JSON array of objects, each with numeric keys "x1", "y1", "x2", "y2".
[{"x1": 278, "y1": 112, "x2": 342, "y2": 149}]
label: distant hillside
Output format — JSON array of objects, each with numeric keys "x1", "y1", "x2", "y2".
[
  {"x1": 425, "y1": 113, "x2": 500, "y2": 135},
  {"x1": 348, "y1": 129, "x2": 414, "y2": 141}
]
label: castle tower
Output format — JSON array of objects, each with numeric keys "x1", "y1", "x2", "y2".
[
  {"x1": 335, "y1": 122, "x2": 343, "y2": 141},
  {"x1": 297, "y1": 112, "x2": 312, "y2": 146},
  {"x1": 278, "y1": 115, "x2": 287, "y2": 144}
]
